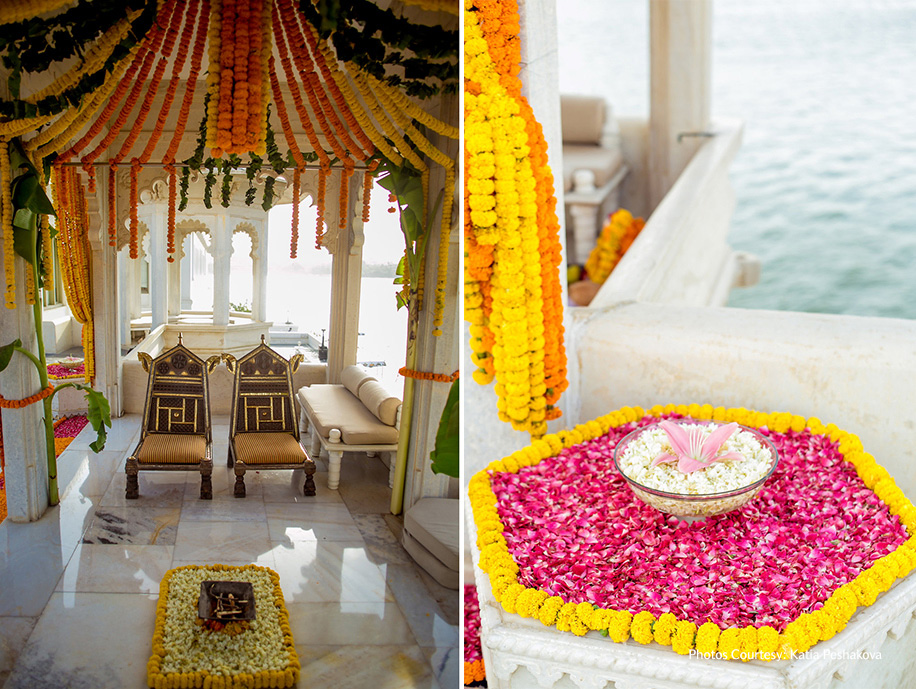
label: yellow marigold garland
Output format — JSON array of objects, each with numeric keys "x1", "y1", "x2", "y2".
[
  {"x1": 0, "y1": 0, "x2": 74, "y2": 24},
  {"x1": 468, "y1": 404, "x2": 916, "y2": 660},
  {"x1": 54, "y1": 166, "x2": 95, "y2": 383},
  {"x1": 1, "y1": 140, "x2": 15, "y2": 309},
  {"x1": 464, "y1": 0, "x2": 566, "y2": 437}
]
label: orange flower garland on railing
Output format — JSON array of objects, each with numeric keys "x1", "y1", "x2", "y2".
[{"x1": 398, "y1": 367, "x2": 459, "y2": 383}]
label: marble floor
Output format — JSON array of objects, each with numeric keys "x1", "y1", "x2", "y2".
[{"x1": 0, "y1": 415, "x2": 458, "y2": 688}]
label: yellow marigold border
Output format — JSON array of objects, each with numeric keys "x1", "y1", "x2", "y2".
[
  {"x1": 148, "y1": 564, "x2": 301, "y2": 689},
  {"x1": 469, "y1": 404, "x2": 916, "y2": 661}
]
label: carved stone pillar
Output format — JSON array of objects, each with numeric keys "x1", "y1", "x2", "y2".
[
  {"x1": 149, "y1": 211, "x2": 168, "y2": 330},
  {"x1": 117, "y1": 248, "x2": 131, "y2": 350},
  {"x1": 167, "y1": 253, "x2": 181, "y2": 318},
  {"x1": 251, "y1": 225, "x2": 267, "y2": 323},
  {"x1": 86, "y1": 166, "x2": 122, "y2": 413},
  {"x1": 211, "y1": 215, "x2": 231, "y2": 326},
  {"x1": 326, "y1": 170, "x2": 363, "y2": 384},
  {"x1": 0, "y1": 237, "x2": 49, "y2": 521}
]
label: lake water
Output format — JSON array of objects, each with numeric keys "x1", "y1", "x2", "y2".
[{"x1": 558, "y1": 0, "x2": 916, "y2": 320}]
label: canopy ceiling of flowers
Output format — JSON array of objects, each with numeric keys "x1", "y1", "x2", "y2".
[{"x1": 0, "y1": 0, "x2": 458, "y2": 323}]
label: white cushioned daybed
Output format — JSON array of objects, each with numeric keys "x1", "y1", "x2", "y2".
[{"x1": 297, "y1": 365, "x2": 401, "y2": 490}]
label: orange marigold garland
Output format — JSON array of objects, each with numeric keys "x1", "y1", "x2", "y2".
[
  {"x1": 166, "y1": 164, "x2": 177, "y2": 262},
  {"x1": 0, "y1": 385, "x2": 54, "y2": 409},
  {"x1": 315, "y1": 166, "x2": 328, "y2": 249},
  {"x1": 361, "y1": 160, "x2": 378, "y2": 223},
  {"x1": 129, "y1": 161, "x2": 140, "y2": 259},
  {"x1": 291, "y1": 166, "x2": 301, "y2": 259},
  {"x1": 208, "y1": 0, "x2": 271, "y2": 156},
  {"x1": 464, "y1": 0, "x2": 567, "y2": 436},
  {"x1": 398, "y1": 367, "x2": 458, "y2": 383},
  {"x1": 338, "y1": 164, "x2": 353, "y2": 231}
]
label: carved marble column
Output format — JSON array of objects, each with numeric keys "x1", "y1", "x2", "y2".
[
  {"x1": 211, "y1": 215, "x2": 231, "y2": 326},
  {"x1": 149, "y1": 211, "x2": 169, "y2": 330},
  {"x1": 326, "y1": 170, "x2": 362, "y2": 384},
  {"x1": 86, "y1": 166, "x2": 122, "y2": 412},
  {"x1": 0, "y1": 240, "x2": 49, "y2": 521},
  {"x1": 167, "y1": 252, "x2": 182, "y2": 318},
  {"x1": 251, "y1": 225, "x2": 267, "y2": 323},
  {"x1": 117, "y1": 248, "x2": 131, "y2": 350},
  {"x1": 648, "y1": 0, "x2": 712, "y2": 209}
]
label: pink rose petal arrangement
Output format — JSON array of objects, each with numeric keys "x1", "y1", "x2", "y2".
[
  {"x1": 463, "y1": 585, "x2": 486, "y2": 685},
  {"x1": 469, "y1": 404, "x2": 916, "y2": 660}
]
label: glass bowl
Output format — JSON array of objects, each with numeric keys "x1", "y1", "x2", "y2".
[{"x1": 612, "y1": 422, "x2": 779, "y2": 519}]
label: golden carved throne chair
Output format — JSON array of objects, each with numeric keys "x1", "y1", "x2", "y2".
[
  {"x1": 125, "y1": 339, "x2": 219, "y2": 500},
  {"x1": 224, "y1": 337, "x2": 317, "y2": 498}
]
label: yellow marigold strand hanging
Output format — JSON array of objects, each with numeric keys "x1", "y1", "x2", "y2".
[{"x1": 1, "y1": 140, "x2": 15, "y2": 309}]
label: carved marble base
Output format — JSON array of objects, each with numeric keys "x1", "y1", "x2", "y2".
[{"x1": 466, "y1": 496, "x2": 916, "y2": 689}]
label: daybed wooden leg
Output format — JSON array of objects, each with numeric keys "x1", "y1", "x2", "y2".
[
  {"x1": 327, "y1": 451, "x2": 342, "y2": 490},
  {"x1": 200, "y1": 457, "x2": 213, "y2": 500},
  {"x1": 303, "y1": 460, "x2": 317, "y2": 496},
  {"x1": 125, "y1": 456, "x2": 140, "y2": 499},
  {"x1": 234, "y1": 460, "x2": 247, "y2": 498}
]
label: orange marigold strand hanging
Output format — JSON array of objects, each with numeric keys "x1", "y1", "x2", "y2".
[
  {"x1": 77, "y1": 0, "x2": 178, "y2": 178},
  {"x1": 315, "y1": 167, "x2": 328, "y2": 249},
  {"x1": 136, "y1": 0, "x2": 198, "y2": 166},
  {"x1": 271, "y1": 1, "x2": 330, "y2": 167},
  {"x1": 338, "y1": 164, "x2": 353, "y2": 231},
  {"x1": 129, "y1": 160, "x2": 140, "y2": 259},
  {"x1": 268, "y1": 54, "x2": 308, "y2": 169},
  {"x1": 290, "y1": 166, "x2": 301, "y2": 259},
  {"x1": 107, "y1": 163, "x2": 118, "y2": 247},
  {"x1": 166, "y1": 164, "x2": 177, "y2": 263},
  {"x1": 164, "y1": 0, "x2": 209, "y2": 166},
  {"x1": 361, "y1": 160, "x2": 378, "y2": 223}
]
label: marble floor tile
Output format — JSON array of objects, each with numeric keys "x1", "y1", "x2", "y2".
[
  {"x1": 64, "y1": 415, "x2": 141, "y2": 454},
  {"x1": 270, "y1": 540, "x2": 393, "y2": 603},
  {"x1": 181, "y1": 464, "x2": 265, "y2": 500},
  {"x1": 286, "y1": 601, "x2": 415, "y2": 646},
  {"x1": 424, "y1": 646, "x2": 459, "y2": 689},
  {"x1": 258, "y1": 468, "x2": 344, "y2": 504},
  {"x1": 295, "y1": 645, "x2": 440, "y2": 689},
  {"x1": 81, "y1": 506, "x2": 180, "y2": 546},
  {"x1": 386, "y1": 563, "x2": 458, "y2": 649},
  {"x1": 337, "y1": 454, "x2": 393, "y2": 514},
  {"x1": 56, "y1": 544, "x2": 174, "y2": 594},
  {"x1": 266, "y1": 502, "x2": 363, "y2": 542},
  {"x1": 4, "y1": 592, "x2": 157, "y2": 689},
  {"x1": 179, "y1": 493, "x2": 268, "y2": 522},
  {"x1": 58, "y1": 449, "x2": 126, "y2": 501},
  {"x1": 173, "y1": 519, "x2": 272, "y2": 561},
  {"x1": 99, "y1": 468, "x2": 190, "y2": 508},
  {"x1": 0, "y1": 617, "x2": 38, "y2": 675},
  {"x1": 351, "y1": 514, "x2": 414, "y2": 566},
  {"x1": 169, "y1": 552, "x2": 277, "y2": 571}
]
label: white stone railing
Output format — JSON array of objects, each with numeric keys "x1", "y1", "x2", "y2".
[{"x1": 593, "y1": 119, "x2": 753, "y2": 309}]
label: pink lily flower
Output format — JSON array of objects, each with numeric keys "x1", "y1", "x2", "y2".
[{"x1": 651, "y1": 421, "x2": 746, "y2": 474}]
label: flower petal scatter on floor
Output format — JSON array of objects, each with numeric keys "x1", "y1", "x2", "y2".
[
  {"x1": 149, "y1": 564, "x2": 299, "y2": 689},
  {"x1": 464, "y1": 584, "x2": 486, "y2": 686},
  {"x1": 469, "y1": 404, "x2": 916, "y2": 660}
]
